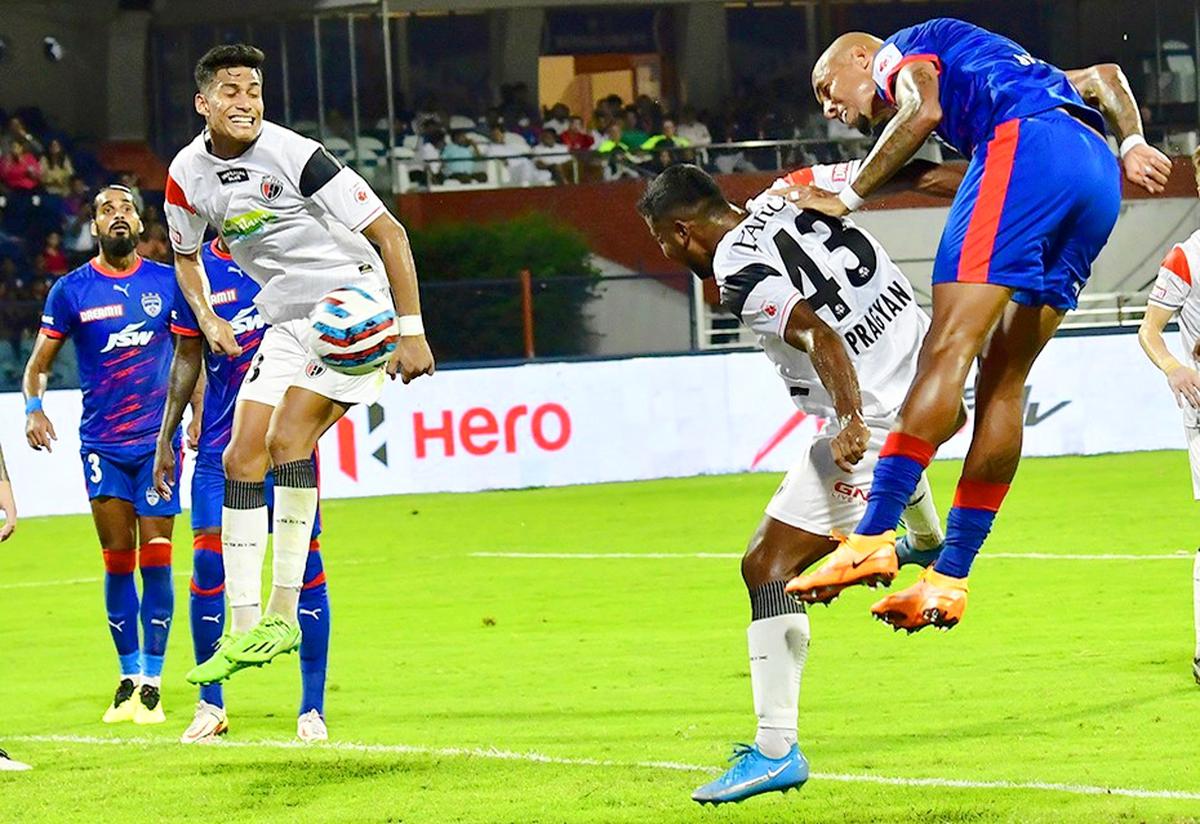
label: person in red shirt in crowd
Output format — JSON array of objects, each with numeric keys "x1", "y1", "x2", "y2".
[
  {"x1": 41, "y1": 230, "x2": 68, "y2": 276},
  {"x1": 561, "y1": 116, "x2": 595, "y2": 152},
  {"x1": 0, "y1": 140, "x2": 42, "y2": 192}
]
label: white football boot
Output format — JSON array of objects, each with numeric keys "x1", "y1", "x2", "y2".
[
  {"x1": 296, "y1": 709, "x2": 328, "y2": 743},
  {"x1": 0, "y1": 748, "x2": 32, "y2": 771},
  {"x1": 180, "y1": 701, "x2": 229, "y2": 744}
]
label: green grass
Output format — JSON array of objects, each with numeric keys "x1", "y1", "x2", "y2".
[{"x1": 2, "y1": 451, "x2": 1200, "y2": 823}]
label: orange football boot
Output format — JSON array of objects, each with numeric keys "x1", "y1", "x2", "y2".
[
  {"x1": 784, "y1": 530, "x2": 898, "y2": 604},
  {"x1": 870, "y1": 566, "x2": 968, "y2": 633}
]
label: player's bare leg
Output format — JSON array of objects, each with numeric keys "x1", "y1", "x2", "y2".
[
  {"x1": 92, "y1": 497, "x2": 141, "y2": 723},
  {"x1": 873, "y1": 300, "x2": 1063, "y2": 631},
  {"x1": 787, "y1": 283, "x2": 1012, "y2": 602},
  {"x1": 224, "y1": 388, "x2": 346, "y2": 667},
  {"x1": 693, "y1": 516, "x2": 825, "y2": 804}
]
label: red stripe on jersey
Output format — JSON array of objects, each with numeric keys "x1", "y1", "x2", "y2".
[
  {"x1": 40, "y1": 327, "x2": 65, "y2": 339},
  {"x1": 956, "y1": 119, "x2": 1020, "y2": 284},
  {"x1": 209, "y1": 238, "x2": 233, "y2": 260},
  {"x1": 165, "y1": 174, "x2": 196, "y2": 214},
  {"x1": 170, "y1": 323, "x2": 201, "y2": 337},
  {"x1": 1161, "y1": 245, "x2": 1192, "y2": 285},
  {"x1": 882, "y1": 53, "x2": 942, "y2": 104},
  {"x1": 782, "y1": 167, "x2": 815, "y2": 187}
]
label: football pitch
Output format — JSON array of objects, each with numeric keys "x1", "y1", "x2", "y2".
[{"x1": 2, "y1": 450, "x2": 1200, "y2": 823}]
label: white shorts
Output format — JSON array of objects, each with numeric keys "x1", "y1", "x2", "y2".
[
  {"x1": 236, "y1": 318, "x2": 386, "y2": 409},
  {"x1": 1187, "y1": 424, "x2": 1200, "y2": 500},
  {"x1": 764, "y1": 423, "x2": 890, "y2": 535}
]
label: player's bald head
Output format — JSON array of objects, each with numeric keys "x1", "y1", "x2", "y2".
[
  {"x1": 812, "y1": 32, "x2": 886, "y2": 135},
  {"x1": 813, "y1": 32, "x2": 883, "y2": 89}
]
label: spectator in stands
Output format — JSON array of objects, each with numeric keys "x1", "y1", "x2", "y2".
[
  {"x1": 64, "y1": 202, "x2": 94, "y2": 263},
  {"x1": 486, "y1": 123, "x2": 538, "y2": 186},
  {"x1": 62, "y1": 176, "x2": 88, "y2": 219},
  {"x1": 560, "y1": 117, "x2": 594, "y2": 152},
  {"x1": 0, "y1": 140, "x2": 41, "y2": 193},
  {"x1": 542, "y1": 103, "x2": 571, "y2": 136},
  {"x1": 597, "y1": 124, "x2": 641, "y2": 181},
  {"x1": 441, "y1": 129, "x2": 485, "y2": 183},
  {"x1": 531, "y1": 128, "x2": 572, "y2": 185},
  {"x1": 642, "y1": 120, "x2": 693, "y2": 174},
  {"x1": 39, "y1": 139, "x2": 73, "y2": 197},
  {"x1": 41, "y1": 231, "x2": 67, "y2": 276},
  {"x1": 2, "y1": 117, "x2": 42, "y2": 157},
  {"x1": 620, "y1": 108, "x2": 649, "y2": 149},
  {"x1": 418, "y1": 129, "x2": 445, "y2": 184},
  {"x1": 136, "y1": 222, "x2": 170, "y2": 263},
  {"x1": 676, "y1": 106, "x2": 712, "y2": 146}
]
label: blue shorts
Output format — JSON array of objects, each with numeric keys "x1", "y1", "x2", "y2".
[
  {"x1": 80, "y1": 442, "x2": 182, "y2": 517},
  {"x1": 933, "y1": 109, "x2": 1122, "y2": 310},
  {"x1": 191, "y1": 449, "x2": 322, "y2": 538}
]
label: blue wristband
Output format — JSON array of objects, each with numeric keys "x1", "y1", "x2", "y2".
[{"x1": 25, "y1": 397, "x2": 42, "y2": 415}]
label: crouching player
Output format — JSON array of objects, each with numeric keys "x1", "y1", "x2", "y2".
[
  {"x1": 23, "y1": 185, "x2": 182, "y2": 724},
  {"x1": 153, "y1": 238, "x2": 331, "y2": 742},
  {"x1": 639, "y1": 165, "x2": 947, "y2": 804},
  {"x1": 1137, "y1": 153, "x2": 1200, "y2": 685}
]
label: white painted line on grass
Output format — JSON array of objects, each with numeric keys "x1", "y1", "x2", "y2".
[
  {"x1": 10, "y1": 733, "x2": 1200, "y2": 801},
  {"x1": 470, "y1": 551, "x2": 1193, "y2": 561}
]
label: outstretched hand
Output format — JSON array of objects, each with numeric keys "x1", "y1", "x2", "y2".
[{"x1": 1122, "y1": 143, "x2": 1172, "y2": 194}]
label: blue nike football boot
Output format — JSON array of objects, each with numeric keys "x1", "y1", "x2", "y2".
[
  {"x1": 691, "y1": 743, "x2": 808, "y2": 805},
  {"x1": 895, "y1": 532, "x2": 943, "y2": 569}
]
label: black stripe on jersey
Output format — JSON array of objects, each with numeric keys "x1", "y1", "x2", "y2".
[
  {"x1": 299, "y1": 147, "x2": 344, "y2": 198},
  {"x1": 720, "y1": 263, "x2": 780, "y2": 317}
]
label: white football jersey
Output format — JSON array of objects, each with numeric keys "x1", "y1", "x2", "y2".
[
  {"x1": 1149, "y1": 231, "x2": 1200, "y2": 365},
  {"x1": 772, "y1": 159, "x2": 863, "y2": 194},
  {"x1": 713, "y1": 190, "x2": 928, "y2": 422},
  {"x1": 165, "y1": 121, "x2": 389, "y2": 324}
]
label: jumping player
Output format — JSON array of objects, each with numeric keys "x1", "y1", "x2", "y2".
[
  {"x1": 23, "y1": 185, "x2": 183, "y2": 723},
  {"x1": 163, "y1": 44, "x2": 433, "y2": 683},
  {"x1": 152, "y1": 238, "x2": 332, "y2": 742},
  {"x1": 786, "y1": 19, "x2": 1171, "y2": 631},
  {"x1": 1138, "y1": 148, "x2": 1200, "y2": 685},
  {"x1": 639, "y1": 164, "x2": 948, "y2": 804}
]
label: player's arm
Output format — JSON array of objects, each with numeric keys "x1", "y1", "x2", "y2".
[
  {"x1": 774, "y1": 158, "x2": 965, "y2": 202},
  {"x1": 187, "y1": 370, "x2": 206, "y2": 451},
  {"x1": 0, "y1": 442, "x2": 16, "y2": 541},
  {"x1": 175, "y1": 250, "x2": 241, "y2": 357},
  {"x1": 362, "y1": 213, "x2": 436, "y2": 383},
  {"x1": 1138, "y1": 303, "x2": 1200, "y2": 409},
  {"x1": 22, "y1": 333, "x2": 63, "y2": 453},
  {"x1": 782, "y1": 300, "x2": 869, "y2": 471},
  {"x1": 797, "y1": 62, "x2": 943, "y2": 217},
  {"x1": 152, "y1": 333, "x2": 204, "y2": 499},
  {"x1": 1066, "y1": 64, "x2": 1172, "y2": 194}
]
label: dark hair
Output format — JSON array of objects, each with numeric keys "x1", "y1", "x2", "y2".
[
  {"x1": 194, "y1": 43, "x2": 265, "y2": 91},
  {"x1": 636, "y1": 164, "x2": 725, "y2": 223},
  {"x1": 92, "y1": 184, "x2": 137, "y2": 211}
]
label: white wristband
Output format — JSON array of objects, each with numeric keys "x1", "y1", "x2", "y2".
[
  {"x1": 1119, "y1": 134, "x2": 1147, "y2": 159},
  {"x1": 396, "y1": 314, "x2": 424, "y2": 336},
  {"x1": 838, "y1": 186, "x2": 865, "y2": 212}
]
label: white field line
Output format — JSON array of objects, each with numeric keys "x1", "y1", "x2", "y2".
[
  {"x1": 469, "y1": 551, "x2": 1193, "y2": 561},
  {"x1": 9, "y1": 733, "x2": 1200, "y2": 801},
  {"x1": 0, "y1": 558, "x2": 375, "y2": 592}
]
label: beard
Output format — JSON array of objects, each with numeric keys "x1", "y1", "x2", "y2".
[{"x1": 99, "y1": 233, "x2": 136, "y2": 258}]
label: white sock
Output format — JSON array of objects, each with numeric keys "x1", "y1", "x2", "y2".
[
  {"x1": 747, "y1": 595, "x2": 810, "y2": 759},
  {"x1": 141, "y1": 675, "x2": 161, "y2": 689},
  {"x1": 1193, "y1": 550, "x2": 1200, "y2": 660},
  {"x1": 222, "y1": 493, "x2": 269, "y2": 634},
  {"x1": 902, "y1": 473, "x2": 944, "y2": 550},
  {"x1": 268, "y1": 461, "x2": 319, "y2": 623}
]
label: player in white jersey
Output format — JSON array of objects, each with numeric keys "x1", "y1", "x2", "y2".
[
  {"x1": 163, "y1": 44, "x2": 434, "y2": 684},
  {"x1": 638, "y1": 164, "x2": 949, "y2": 805},
  {"x1": 1138, "y1": 158, "x2": 1200, "y2": 685}
]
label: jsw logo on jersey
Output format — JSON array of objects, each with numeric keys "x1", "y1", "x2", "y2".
[
  {"x1": 100, "y1": 321, "x2": 155, "y2": 353},
  {"x1": 229, "y1": 306, "x2": 266, "y2": 336}
]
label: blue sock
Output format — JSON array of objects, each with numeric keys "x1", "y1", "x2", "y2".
[
  {"x1": 103, "y1": 549, "x2": 140, "y2": 677},
  {"x1": 856, "y1": 433, "x2": 935, "y2": 536},
  {"x1": 190, "y1": 535, "x2": 226, "y2": 707},
  {"x1": 298, "y1": 545, "x2": 330, "y2": 716},
  {"x1": 138, "y1": 540, "x2": 174, "y2": 679},
  {"x1": 933, "y1": 481, "x2": 1009, "y2": 578}
]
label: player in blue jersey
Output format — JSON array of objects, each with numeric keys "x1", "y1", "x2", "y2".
[
  {"x1": 150, "y1": 238, "x2": 332, "y2": 743},
  {"x1": 785, "y1": 19, "x2": 1173, "y2": 631},
  {"x1": 23, "y1": 185, "x2": 184, "y2": 722}
]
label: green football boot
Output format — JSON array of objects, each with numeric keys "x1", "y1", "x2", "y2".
[{"x1": 225, "y1": 614, "x2": 302, "y2": 665}]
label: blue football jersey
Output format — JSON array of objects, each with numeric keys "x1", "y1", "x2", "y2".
[
  {"x1": 40, "y1": 256, "x2": 178, "y2": 449},
  {"x1": 170, "y1": 239, "x2": 267, "y2": 454},
  {"x1": 872, "y1": 18, "x2": 1105, "y2": 158}
]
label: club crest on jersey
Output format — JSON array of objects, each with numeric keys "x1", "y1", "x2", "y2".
[
  {"x1": 260, "y1": 175, "x2": 284, "y2": 201},
  {"x1": 145, "y1": 485, "x2": 161, "y2": 507},
  {"x1": 763, "y1": 303, "x2": 778, "y2": 318},
  {"x1": 305, "y1": 360, "x2": 326, "y2": 379},
  {"x1": 141, "y1": 292, "x2": 163, "y2": 318}
]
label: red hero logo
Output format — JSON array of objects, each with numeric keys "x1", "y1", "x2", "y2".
[{"x1": 413, "y1": 403, "x2": 572, "y2": 458}]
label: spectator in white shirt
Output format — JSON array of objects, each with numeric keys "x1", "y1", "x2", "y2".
[
  {"x1": 531, "y1": 128, "x2": 572, "y2": 185},
  {"x1": 487, "y1": 123, "x2": 539, "y2": 186},
  {"x1": 676, "y1": 106, "x2": 713, "y2": 146},
  {"x1": 542, "y1": 103, "x2": 571, "y2": 136}
]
